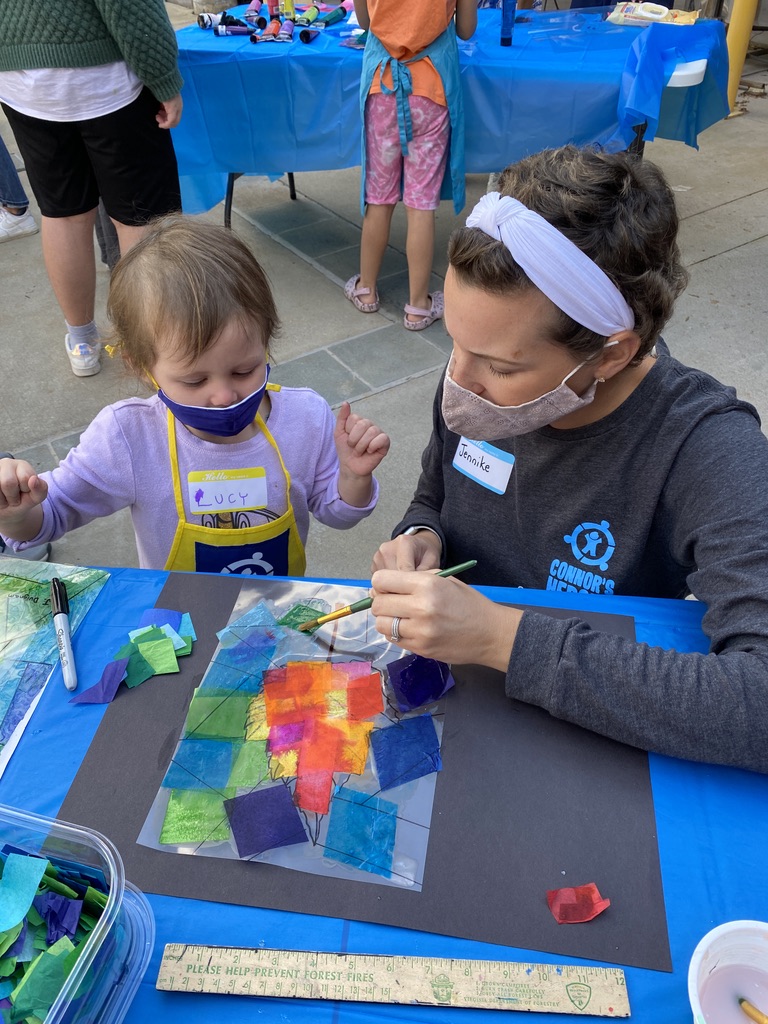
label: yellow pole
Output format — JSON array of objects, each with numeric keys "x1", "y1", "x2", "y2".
[{"x1": 726, "y1": 0, "x2": 759, "y2": 111}]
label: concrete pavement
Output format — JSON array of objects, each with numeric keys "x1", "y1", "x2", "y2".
[{"x1": 1, "y1": 9, "x2": 767, "y2": 579}]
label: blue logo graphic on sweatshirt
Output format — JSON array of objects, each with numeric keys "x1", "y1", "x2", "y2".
[
  {"x1": 563, "y1": 520, "x2": 616, "y2": 572},
  {"x1": 546, "y1": 519, "x2": 617, "y2": 595}
]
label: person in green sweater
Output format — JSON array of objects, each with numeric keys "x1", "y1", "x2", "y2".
[{"x1": 0, "y1": 0, "x2": 184, "y2": 377}]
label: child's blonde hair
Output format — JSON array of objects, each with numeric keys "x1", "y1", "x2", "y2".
[{"x1": 107, "y1": 215, "x2": 280, "y2": 376}]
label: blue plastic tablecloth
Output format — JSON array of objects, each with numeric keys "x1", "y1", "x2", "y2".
[
  {"x1": 172, "y1": 8, "x2": 728, "y2": 213},
  {"x1": 1, "y1": 568, "x2": 766, "y2": 1024}
]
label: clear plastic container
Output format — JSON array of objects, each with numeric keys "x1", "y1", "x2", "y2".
[{"x1": 0, "y1": 803, "x2": 155, "y2": 1024}]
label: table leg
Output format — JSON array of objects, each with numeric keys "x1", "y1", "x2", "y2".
[
  {"x1": 224, "y1": 171, "x2": 298, "y2": 228},
  {"x1": 224, "y1": 172, "x2": 242, "y2": 229},
  {"x1": 627, "y1": 122, "x2": 647, "y2": 158}
]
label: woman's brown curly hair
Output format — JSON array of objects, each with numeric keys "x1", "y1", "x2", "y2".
[{"x1": 448, "y1": 146, "x2": 689, "y2": 363}]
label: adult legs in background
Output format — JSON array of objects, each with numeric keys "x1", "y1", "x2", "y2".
[
  {"x1": 41, "y1": 210, "x2": 98, "y2": 326},
  {"x1": 2, "y1": 89, "x2": 180, "y2": 375},
  {"x1": 4, "y1": 103, "x2": 105, "y2": 375},
  {"x1": 40, "y1": 209, "x2": 103, "y2": 376},
  {"x1": 95, "y1": 198, "x2": 120, "y2": 271},
  {"x1": 93, "y1": 208, "x2": 145, "y2": 273},
  {"x1": 0, "y1": 134, "x2": 38, "y2": 242},
  {"x1": 112, "y1": 220, "x2": 149, "y2": 256}
]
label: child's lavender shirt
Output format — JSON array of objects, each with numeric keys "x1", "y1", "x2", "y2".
[{"x1": 8, "y1": 388, "x2": 378, "y2": 569}]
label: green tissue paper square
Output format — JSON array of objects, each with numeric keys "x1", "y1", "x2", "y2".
[
  {"x1": 159, "y1": 789, "x2": 233, "y2": 845},
  {"x1": 137, "y1": 638, "x2": 179, "y2": 675},
  {"x1": 183, "y1": 693, "x2": 251, "y2": 740},
  {"x1": 228, "y1": 740, "x2": 269, "y2": 788},
  {"x1": 124, "y1": 649, "x2": 155, "y2": 688}
]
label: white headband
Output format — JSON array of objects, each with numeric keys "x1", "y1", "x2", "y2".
[{"x1": 465, "y1": 192, "x2": 635, "y2": 336}]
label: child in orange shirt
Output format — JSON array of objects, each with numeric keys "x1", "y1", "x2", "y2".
[{"x1": 346, "y1": 0, "x2": 477, "y2": 330}]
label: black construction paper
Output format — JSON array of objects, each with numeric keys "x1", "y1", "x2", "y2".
[{"x1": 59, "y1": 572, "x2": 670, "y2": 971}]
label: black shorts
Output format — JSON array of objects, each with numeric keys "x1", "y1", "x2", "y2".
[{"x1": 2, "y1": 87, "x2": 181, "y2": 224}]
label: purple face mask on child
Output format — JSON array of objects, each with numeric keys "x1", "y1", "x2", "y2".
[{"x1": 157, "y1": 365, "x2": 270, "y2": 438}]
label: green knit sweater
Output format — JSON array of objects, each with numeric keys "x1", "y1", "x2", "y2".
[{"x1": 0, "y1": 0, "x2": 183, "y2": 102}]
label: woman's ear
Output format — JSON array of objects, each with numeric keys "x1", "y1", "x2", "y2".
[{"x1": 595, "y1": 330, "x2": 642, "y2": 381}]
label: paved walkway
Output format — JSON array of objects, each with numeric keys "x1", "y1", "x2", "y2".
[{"x1": 1, "y1": 10, "x2": 767, "y2": 578}]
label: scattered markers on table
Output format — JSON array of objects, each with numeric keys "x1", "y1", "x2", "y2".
[
  {"x1": 137, "y1": 594, "x2": 455, "y2": 890},
  {"x1": 69, "y1": 608, "x2": 196, "y2": 705}
]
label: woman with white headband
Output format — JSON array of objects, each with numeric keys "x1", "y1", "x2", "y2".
[{"x1": 370, "y1": 145, "x2": 768, "y2": 774}]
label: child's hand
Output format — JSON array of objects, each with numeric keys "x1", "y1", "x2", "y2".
[
  {"x1": 0, "y1": 459, "x2": 48, "y2": 535},
  {"x1": 334, "y1": 402, "x2": 390, "y2": 506}
]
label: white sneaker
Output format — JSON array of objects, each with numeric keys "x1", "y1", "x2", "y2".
[
  {"x1": 0, "y1": 206, "x2": 38, "y2": 242},
  {"x1": 65, "y1": 333, "x2": 102, "y2": 377}
]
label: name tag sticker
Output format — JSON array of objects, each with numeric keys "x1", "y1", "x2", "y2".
[
  {"x1": 452, "y1": 437, "x2": 515, "y2": 494},
  {"x1": 188, "y1": 468, "x2": 267, "y2": 514}
]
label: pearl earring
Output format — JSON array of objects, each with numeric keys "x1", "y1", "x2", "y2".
[{"x1": 596, "y1": 376, "x2": 606, "y2": 384}]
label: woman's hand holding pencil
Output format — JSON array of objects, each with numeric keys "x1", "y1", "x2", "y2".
[
  {"x1": 297, "y1": 561, "x2": 477, "y2": 632},
  {"x1": 370, "y1": 560, "x2": 523, "y2": 669}
]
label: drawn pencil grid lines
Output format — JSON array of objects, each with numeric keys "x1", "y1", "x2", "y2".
[{"x1": 153, "y1": 590, "x2": 446, "y2": 882}]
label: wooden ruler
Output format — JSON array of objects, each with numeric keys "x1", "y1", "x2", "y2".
[{"x1": 157, "y1": 944, "x2": 630, "y2": 1016}]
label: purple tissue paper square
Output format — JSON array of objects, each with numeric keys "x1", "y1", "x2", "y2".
[
  {"x1": 70, "y1": 657, "x2": 129, "y2": 704},
  {"x1": 139, "y1": 607, "x2": 183, "y2": 633},
  {"x1": 224, "y1": 786, "x2": 308, "y2": 859},
  {"x1": 386, "y1": 654, "x2": 454, "y2": 712},
  {"x1": 33, "y1": 892, "x2": 83, "y2": 944}
]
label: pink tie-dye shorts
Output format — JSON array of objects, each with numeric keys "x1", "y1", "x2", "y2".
[{"x1": 364, "y1": 92, "x2": 450, "y2": 210}]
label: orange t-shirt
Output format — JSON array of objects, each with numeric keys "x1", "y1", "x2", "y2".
[{"x1": 367, "y1": 0, "x2": 456, "y2": 106}]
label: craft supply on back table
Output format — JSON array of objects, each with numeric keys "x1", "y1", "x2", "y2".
[
  {"x1": 315, "y1": 5, "x2": 347, "y2": 27},
  {"x1": 197, "y1": 11, "x2": 223, "y2": 28},
  {"x1": 157, "y1": 944, "x2": 630, "y2": 1015},
  {"x1": 244, "y1": 0, "x2": 268, "y2": 24},
  {"x1": 252, "y1": 17, "x2": 282, "y2": 40},
  {"x1": 214, "y1": 24, "x2": 258, "y2": 35},
  {"x1": 295, "y1": 4, "x2": 321, "y2": 25},
  {"x1": 500, "y1": 0, "x2": 517, "y2": 44}
]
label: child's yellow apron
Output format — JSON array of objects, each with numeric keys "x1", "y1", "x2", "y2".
[{"x1": 163, "y1": 397, "x2": 306, "y2": 576}]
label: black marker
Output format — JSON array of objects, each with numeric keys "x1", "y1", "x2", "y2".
[{"x1": 51, "y1": 578, "x2": 77, "y2": 691}]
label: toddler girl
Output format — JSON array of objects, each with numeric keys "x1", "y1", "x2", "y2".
[{"x1": 0, "y1": 216, "x2": 390, "y2": 575}]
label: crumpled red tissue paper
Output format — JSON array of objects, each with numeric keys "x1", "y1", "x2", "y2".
[{"x1": 546, "y1": 882, "x2": 611, "y2": 924}]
